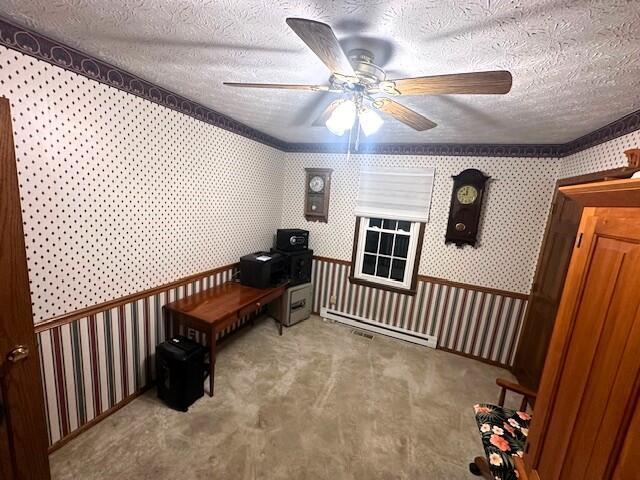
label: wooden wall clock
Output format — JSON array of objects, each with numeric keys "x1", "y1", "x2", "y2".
[
  {"x1": 445, "y1": 168, "x2": 490, "y2": 247},
  {"x1": 304, "y1": 168, "x2": 332, "y2": 222}
]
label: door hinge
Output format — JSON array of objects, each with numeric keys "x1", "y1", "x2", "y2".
[{"x1": 575, "y1": 232, "x2": 583, "y2": 248}]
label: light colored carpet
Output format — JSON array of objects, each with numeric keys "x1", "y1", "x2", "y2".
[{"x1": 50, "y1": 315, "x2": 517, "y2": 479}]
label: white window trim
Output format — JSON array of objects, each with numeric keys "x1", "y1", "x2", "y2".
[{"x1": 353, "y1": 217, "x2": 421, "y2": 291}]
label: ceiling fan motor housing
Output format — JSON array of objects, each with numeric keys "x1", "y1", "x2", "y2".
[{"x1": 348, "y1": 49, "x2": 386, "y2": 85}]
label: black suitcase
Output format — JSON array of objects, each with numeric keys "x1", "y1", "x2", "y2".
[{"x1": 156, "y1": 336, "x2": 207, "y2": 412}]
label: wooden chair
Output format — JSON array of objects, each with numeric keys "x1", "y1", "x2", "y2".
[{"x1": 470, "y1": 378, "x2": 537, "y2": 480}]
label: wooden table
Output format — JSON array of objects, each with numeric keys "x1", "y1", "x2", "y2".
[{"x1": 163, "y1": 281, "x2": 287, "y2": 396}]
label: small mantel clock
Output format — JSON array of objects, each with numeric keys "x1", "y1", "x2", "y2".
[
  {"x1": 304, "y1": 168, "x2": 332, "y2": 222},
  {"x1": 445, "y1": 168, "x2": 490, "y2": 247}
]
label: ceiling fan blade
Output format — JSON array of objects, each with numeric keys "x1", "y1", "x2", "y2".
[
  {"x1": 386, "y1": 71, "x2": 513, "y2": 95},
  {"x1": 223, "y1": 82, "x2": 332, "y2": 92},
  {"x1": 372, "y1": 98, "x2": 437, "y2": 131},
  {"x1": 312, "y1": 99, "x2": 344, "y2": 126},
  {"x1": 285, "y1": 18, "x2": 356, "y2": 77}
]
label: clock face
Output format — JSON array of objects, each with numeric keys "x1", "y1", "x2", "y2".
[
  {"x1": 456, "y1": 185, "x2": 478, "y2": 205},
  {"x1": 309, "y1": 175, "x2": 325, "y2": 193}
]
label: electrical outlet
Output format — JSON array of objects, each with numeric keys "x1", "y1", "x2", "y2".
[{"x1": 329, "y1": 294, "x2": 337, "y2": 306}]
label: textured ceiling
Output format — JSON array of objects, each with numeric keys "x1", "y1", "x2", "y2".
[{"x1": 1, "y1": 0, "x2": 639, "y2": 144}]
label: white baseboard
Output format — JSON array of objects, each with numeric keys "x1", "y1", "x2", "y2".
[{"x1": 320, "y1": 307, "x2": 438, "y2": 349}]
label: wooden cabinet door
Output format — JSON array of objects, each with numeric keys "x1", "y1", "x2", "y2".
[
  {"x1": 512, "y1": 192, "x2": 581, "y2": 389},
  {"x1": 0, "y1": 98, "x2": 51, "y2": 478},
  {"x1": 612, "y1": 401, "x2": 640, "y2": 479},
  {"x1": 513, "y1": 168, "x2": 640, "y2": 391},
  {"x1": 527, "y1": 207, "x2": 640, "y2": 479}
]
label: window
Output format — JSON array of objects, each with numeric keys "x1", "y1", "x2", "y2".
[
  {"x1": 351, "y1": 165, "x2": 433, "y2": 294},
  {"x1": 351, "y1": 217, "x2": 424, "y2": 294}
]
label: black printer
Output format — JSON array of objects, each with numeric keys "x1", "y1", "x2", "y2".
[{"x1": 239, "y1": 251, "x2": 285, "y2": 288}]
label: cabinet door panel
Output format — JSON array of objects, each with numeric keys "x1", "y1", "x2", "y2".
[
  {"x1": 530, "y1": 209, "x2": 640, "y2": 480},
  {"x1": 512, "y1": 194, "x2": 580, "y2": 389},
  {"x1": 612, "y1": 401, "x2": 640, "y2": 479}
]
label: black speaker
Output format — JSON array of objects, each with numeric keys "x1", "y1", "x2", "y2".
[{"x1": 156, "y1": 336, "x2": 207, "y2": 412}]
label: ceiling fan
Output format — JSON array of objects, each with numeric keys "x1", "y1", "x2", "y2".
[{"x1": 224, "y1": 18, "x2": 512, "y2": 138}]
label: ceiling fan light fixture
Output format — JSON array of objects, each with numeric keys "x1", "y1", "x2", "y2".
[
  {"x1": 359, "y1": 108, "x2": 383, "y2": 136},
  {"x1": 326, "y1": 99, "x2": 356, "y2": 136}
]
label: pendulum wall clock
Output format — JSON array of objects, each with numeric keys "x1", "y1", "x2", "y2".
[
  {"x1": 445, "y1": 168, "x2": 490, "y2": 247},
  {"x1": 304, "y1": 168, "x2": 332, "y2": 222}
]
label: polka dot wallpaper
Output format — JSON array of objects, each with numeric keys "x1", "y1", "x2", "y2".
[
  {"x1": 280, "y1": 153, "x2": 559, "y2": 294},
  {"x1": 559, "y1": 130, "x2": 640, "y2": 179},
  {"x1": 0, "y1": 41, "x2": 637, "y2": 321},
  {"x1": 0, "y1": 46, "x2": 284, "y2": 323}
]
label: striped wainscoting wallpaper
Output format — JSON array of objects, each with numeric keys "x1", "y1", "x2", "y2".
[
  {"x1": 311, "y1": 257, "x2": 528, "y2": 368},
  {"x1": 37, "y1": 257, "x2": 528, "y2": 449},
  {"x1": 36, "y1": 265, "x2": 247, "y2": 448}
]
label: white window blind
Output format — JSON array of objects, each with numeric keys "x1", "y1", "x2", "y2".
[{"x1": 354, "y1": 166, "x2": 435, "y2": 222}]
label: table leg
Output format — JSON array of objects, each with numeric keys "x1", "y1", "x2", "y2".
[
  {"x1": 163, "y1": 307, "x2": 173, "y2": 341},
  {"x1": 278, "y1": 318, "x2": 283, "y2": 336},
  {"x1": 208, "y1": 327, "x2": 216, "y2": 397}
]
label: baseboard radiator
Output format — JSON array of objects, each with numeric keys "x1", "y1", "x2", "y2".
[{"x1": 320, "y1": 306, "x2": 438, "y2": 349}]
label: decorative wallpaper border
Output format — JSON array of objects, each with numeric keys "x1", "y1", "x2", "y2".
[
  {"x1": 1, "y1": 16, "x2": 638, "y2": 159},
  {"x1": 282, "y1": 142, "x2": 566, "y2": 157},
  {"x1": 1, "y1": 15, "x2": 638, "y2": 159},
  {"x1": 563, "y1": 108, "x2": 640, "y2": 156},
  {"x1": 0, "y1": 16, "x2": 287, "y2": 150}
]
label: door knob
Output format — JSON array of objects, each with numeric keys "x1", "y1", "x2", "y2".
[{"x1": 7, "y1": 345, "x2": 29, "y2": 363}]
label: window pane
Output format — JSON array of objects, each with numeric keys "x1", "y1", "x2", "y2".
[
  {"x1": 363, "y1": 254, "x2": 376, "y2": 275},
  {"x1": 365, "y1": 230, "x2": 379, "y2": 253},
  {"x1": 379, "y1": 233, "x2": 394, "y2": 255},
  {"x1": 394, "y1": 235, "x2": 410, "y2": 258},
  {"x1": 369, "y1": 218, "x2": 383, "y2": 228},
  {"x1": 376, "y1": 256, "x2": 391, "y2": 278},
  {"x1": 397, "y1": 220, "x2": 411, "y2": 232},
  {"x1": 383, "y1": 219, "x2": 397, "y2": 230},
  {"x1": 391, "y1": 259, "x2": 406, "y2": 281}
]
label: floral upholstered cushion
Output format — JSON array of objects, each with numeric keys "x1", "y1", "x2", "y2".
[{"x1": 473, "y1": 403, "x2": 532, "y2": 480}]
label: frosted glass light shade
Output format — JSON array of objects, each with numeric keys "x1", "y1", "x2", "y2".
[
  {"x1": 359, "y1": 108, "x2": 383, "y2": 136},
  {"x1": 326, "y1": 100, "x2": 356, "y2": 136}
]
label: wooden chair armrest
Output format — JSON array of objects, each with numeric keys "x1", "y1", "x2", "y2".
[
  {"x1": 496, "y1": 378, "x2": 537, "y2": 410},
  {"x1": 513, "y1": 457, "x2": 530, "y2": 480},
  {"x1": 496, "y1": 378, "x2": 537, "y2": 398}
]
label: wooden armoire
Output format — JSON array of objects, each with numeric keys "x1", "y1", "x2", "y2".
[
  {"x1": 512, "y1": 164, "x2": 640, "y2": 390},
  {"x1": 518, "y1": 178, "x2": 640, "y2": 479}
]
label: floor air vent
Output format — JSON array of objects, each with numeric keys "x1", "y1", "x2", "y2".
[{"x1": 351, "y1": 329, "x2": 374, "y2": 340}]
